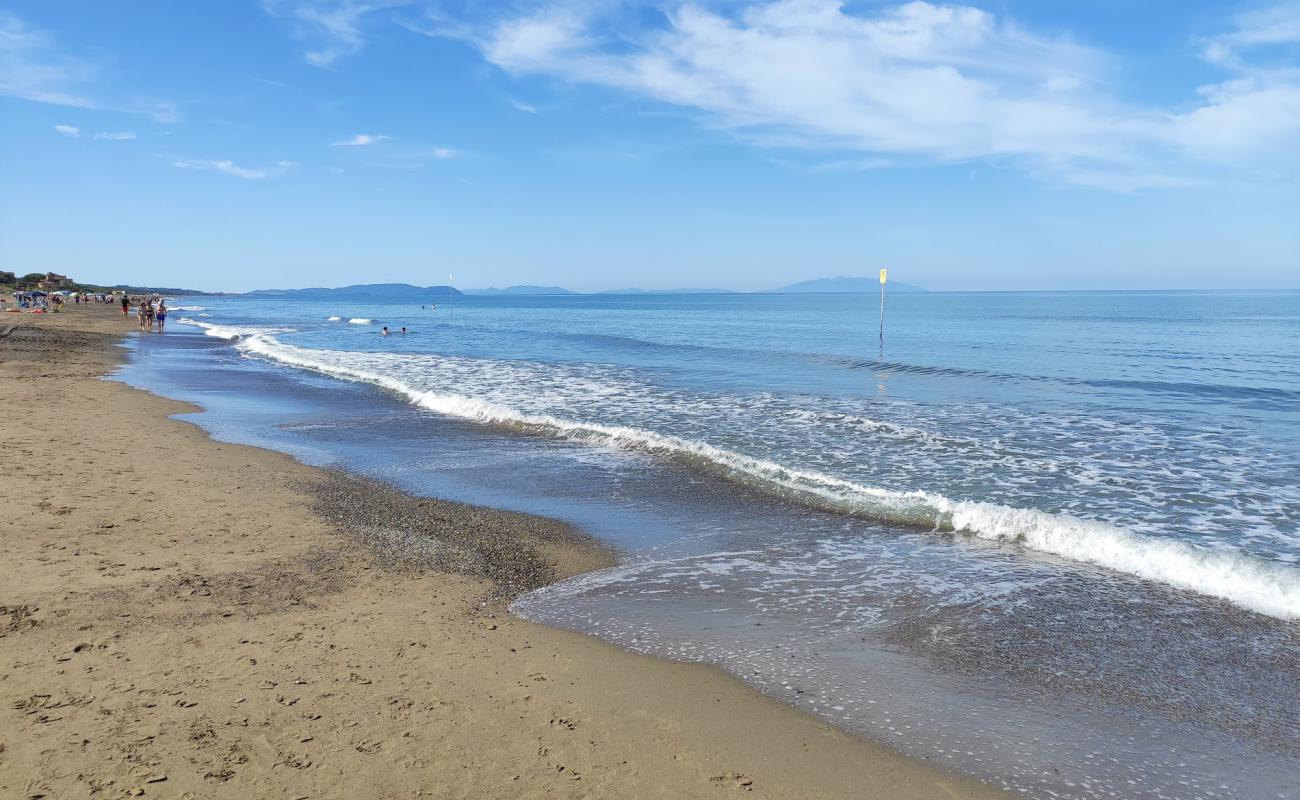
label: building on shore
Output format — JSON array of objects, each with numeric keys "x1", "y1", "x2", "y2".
[{"x1": 37, "y1": 272, "x2": 71, "y2": 290}]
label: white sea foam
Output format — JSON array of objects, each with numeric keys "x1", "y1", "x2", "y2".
[
  {"x1": 327, "y1": 316, "x2": 342, "y2": 321},
  {"x1": 193, "y1": 323, "x2": 1300, "y2": 620},
  {"x1": 178, "y1": 319, "x2": 296, "y2": 339},
  {"x1": 171, "y1": 305, "x2": 207, "y2": 311},
  {"x1": 348, "y1": 318, "x2": 371, "y2": 325}
]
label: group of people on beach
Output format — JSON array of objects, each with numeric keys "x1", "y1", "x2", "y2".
[
  {"x1": 130, "y1": 296, "x2": 168, "y2": 331},
  {"x1": 3, "y1": 290, "x2": 155, "y2": 315},
  {"x1": 4, "y1": 293, "x2": 62, "y2": 312}
]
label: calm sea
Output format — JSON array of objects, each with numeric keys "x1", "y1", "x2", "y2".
[{"x1": 119, "y1": 291, "x2": 1299, "y2": 799}]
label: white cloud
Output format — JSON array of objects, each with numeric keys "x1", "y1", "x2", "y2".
[
  {"x1": 485, "y1": 9, "x2": 591, "y2": 70},
  {"x1": 94, "y1": 131, "x2": 137, "y2": 140},
  {"x1": 418, "y1": 0, "x2": 1300, "y2": 187},
  {"x1": 53, "y1": 124, "x2": 80, "y2": 137},
  {"x1": 262, "y1": 0, "x2": 411, "y2": 67},
  {"x1": 1172, "y1": 3, "x2": 1300, "y2": 165},
  {"x1": 330, "y1": 133, "x2": 389, "y2": 146},
  {"x1": 1169, "y1": 75, "x2": 1300, "y2": 163},
  {"x1": 510, "y1": 98, "x2": 538, "y2": 113},
  {"x1": 170, "y1": 158, "x2": 296, "y2": 180}
]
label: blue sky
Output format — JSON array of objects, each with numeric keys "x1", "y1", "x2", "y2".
[{"x1": 1, "y1": 0, "x2": 1298, "y2": 292}]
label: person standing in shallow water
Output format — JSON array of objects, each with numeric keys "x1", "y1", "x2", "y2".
[{"x1": 155, "y1": 300, "x2": 167, "y2": 332}]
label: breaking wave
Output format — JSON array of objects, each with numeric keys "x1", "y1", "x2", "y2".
[{"x1": 181, "y1": 320, "x2": 1300, "y2": 621}]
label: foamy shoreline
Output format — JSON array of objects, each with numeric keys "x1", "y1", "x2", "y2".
[
  {"x1": 0, "y1": 304, "x2": 1006, "y2": 799},
  {"x1": 179, "y1": 316, "x2": 1300, "y2": 621}
]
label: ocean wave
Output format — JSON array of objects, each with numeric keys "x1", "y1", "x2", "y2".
[
  {"x1": 170, "y1": 305, "x2": 207, "y2": 311},
  {"x1": 178, "y1": 319, "x2": 296, "y2": 339},
  {"x1": 348, "y1": 318, "x2": 371, "y2": 325},
  {"x1": 200, "y1": 326, "x2": 1300, "y2": 620},
  {"x1": 327, "y1": 316, "x2": 342, "y2": 321}
]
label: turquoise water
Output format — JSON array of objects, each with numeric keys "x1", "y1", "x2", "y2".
[{"x1": 138, "y1": 290, "x2": 1298, "y2": 798}]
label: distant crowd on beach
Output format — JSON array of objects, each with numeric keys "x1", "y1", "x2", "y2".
[
  {"x1": 3, "y1": 290, "x2": 124, "y2": 313},
  {"x1": 2, "y1": 290, "x2": 169, "y2": 332}
]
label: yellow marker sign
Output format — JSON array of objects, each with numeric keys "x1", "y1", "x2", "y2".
[{"x1": 879, "y1": 269, "x2": 888, "y2": 284}]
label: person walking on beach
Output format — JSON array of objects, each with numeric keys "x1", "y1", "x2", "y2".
[
  {"x1": 156, "y1": 300, "x2": 167, "y2": 332},
  {"x1": 121, "y1": 295, "x2": 130, "y2": 316}
]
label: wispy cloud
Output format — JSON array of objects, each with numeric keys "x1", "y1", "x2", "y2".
[
  {"x1": 2, "y1": 12, "x2": 178, "y2": 122},
  {"x1": 1, "y1": 12, "x2": 96, "y2": 108},
  {"x1": 262, "y1": 0, "x2": 410, "y2": 67},
  {"x1": 170, "y1": 158, "x2": 296, "y2": 180},
  {"x1": 413, "y1": 0, "x2": 1300, "y2": 188},
  {"x1": 330, "y1": 133, "x2": 389, "y2": 146},
  {"x1": 509, "y1": 98, "x2": 538, "y2": 113},
  {"x1": 94, "y1": 131, "x2": 137, "y2": 140},
  {"x1": 325, "y1": 130, "x2": 459, "y2": 166},
  {"x1": 1201, "y1": 1, "x2": 1300, "y2": 66},
  {"x1": 148, "y1": 101, "x2": 180, "y2": 124},
  {"x1": 355, "y1": 144, "x2": 459, "y2": 168},
  {"x1": 53, "y1": 124, "x2": 80, "y2": 137}
]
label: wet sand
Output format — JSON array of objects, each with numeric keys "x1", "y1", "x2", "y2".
[{"x1": 0, "y1": 304, "x2": 1004, "y2": 799}]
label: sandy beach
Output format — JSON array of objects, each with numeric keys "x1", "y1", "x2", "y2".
[{"x1": 0, "y1": 304, "x2": 1004, "y2": 799}]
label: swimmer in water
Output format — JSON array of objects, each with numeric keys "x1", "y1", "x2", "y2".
[
  {"x1": 381, "y1": 326, "x2": 389, "y2": 336},
  {"x1": 400, "y1": 327, "x2": 407, "y2": 334}
]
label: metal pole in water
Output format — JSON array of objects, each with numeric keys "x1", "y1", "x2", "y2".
[{"x1": 878, "y1": 268, "x2": 887, "y2": 347}]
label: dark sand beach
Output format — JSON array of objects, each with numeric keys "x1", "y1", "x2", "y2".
[{"x1": 0, "y1": 304, "x2": 1004, "y2": 798}]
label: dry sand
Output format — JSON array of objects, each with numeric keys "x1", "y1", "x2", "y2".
[{"x1": 0, "y1": 304, "x2": 1005, "y2": 799}]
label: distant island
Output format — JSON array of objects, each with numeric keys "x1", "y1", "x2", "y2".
[
  {"x1": 595, "y1": 288, "x2": 738, "y2": 295},
  {"x1": 464, "y1": 285, "x2": 577, "y2": 296},
  {"x1": 245, "y1": 283, "x2": 463, "y2": 299},
  {"x1": 233, "y1": 277, "x2": 927, "y2": 299},
  {"x1": 768, "y1": 276, "x2": 927, "y2": 293}
]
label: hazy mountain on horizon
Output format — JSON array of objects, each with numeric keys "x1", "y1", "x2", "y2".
[
  {"x1": 245, "y1": 283, "x2": 463, "y2": 298},
  {"x1": 769, "y1": 276, "x2": 927, "y2": 293},
  {"x1": 240, "y1": 277, "x2": 928, "y2": 298},
  {"x1": 595, "y1": 288, "x2": 739, "y2": 295},
  {"x1": 464, "y1": 285, "x2": 578, "y2": 296}
]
